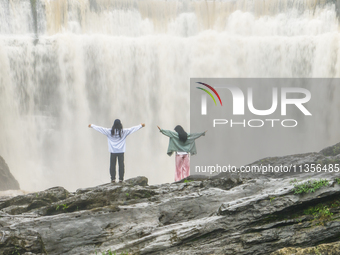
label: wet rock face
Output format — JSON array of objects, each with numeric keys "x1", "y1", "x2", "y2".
[
  {"x1": 320, "y1": 142, "x2": 340, "y2": 157},
  {"x1": 0, "y1": 229, "x2": 46, "y2": 255},
  {"x1": 271, "y1": 241, "x2": 340, "y2": 255},
  {"x1": 0, "y1": 186, "x2": 70, "y2": 215},
  {"x1": 0, "y1": 155, "x2": 19, "y2": 191},
  {"x1": 1, "y1": 144, "x2": 340, "y2": 255}
]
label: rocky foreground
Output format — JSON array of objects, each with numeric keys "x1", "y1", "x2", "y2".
[{"x1": 1, "y1": 144, "x2": 340, "y2": 254}]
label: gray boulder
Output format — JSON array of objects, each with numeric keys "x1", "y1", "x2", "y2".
[{"x1": 0, "y1": 155, "x2": 19, "y2": 191}]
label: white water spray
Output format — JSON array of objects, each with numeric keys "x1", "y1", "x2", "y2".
[{"x1": 1, "y1": 0, "x2": 340, "y2": 191}]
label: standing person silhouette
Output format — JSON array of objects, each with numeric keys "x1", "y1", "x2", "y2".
[
  {"x1": 157, "y1": 125, "x2": 206, "y2": 181},
  {"x1": 89, "y1": 120, "x2": 145, "y2": 183}
]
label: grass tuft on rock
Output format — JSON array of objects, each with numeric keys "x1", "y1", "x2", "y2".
[{"x1": 291, "y1": 179, "x2": 329, "y2": 194}]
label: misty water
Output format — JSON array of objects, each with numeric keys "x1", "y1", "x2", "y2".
[{"x1": 1, "y1": 0, "x2": 340, "y2": 191}]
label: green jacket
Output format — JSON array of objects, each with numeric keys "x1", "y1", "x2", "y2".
[{"x1": 160, "y1": 129, "x2": 205, "y2": 156}]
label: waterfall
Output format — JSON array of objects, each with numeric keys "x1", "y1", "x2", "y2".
[{"x1": 1, "y1": 0, "x2": 340, "y2": 191}]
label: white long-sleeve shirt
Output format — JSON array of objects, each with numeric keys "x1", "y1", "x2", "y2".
[{"x1": 91, "y1": 124, "x2": 142, "y2": 153}]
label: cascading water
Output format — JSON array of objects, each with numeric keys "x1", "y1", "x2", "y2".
[{"x1": 1, "y1": 0, "x2": 340, "y2": 191}]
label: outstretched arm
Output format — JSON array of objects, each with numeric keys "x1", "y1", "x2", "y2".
[
  {"x1": 124, "y1": 123, "x2": 144, "y2": 136},
  {"x1": 157, "y1": 126, "x2": 176, "y2": 138},
  {"x1": 189, "y1": 131, "x2": 206, "y2": 140},
  {"x1": 89, "y1": 124, "x2": 111, "y2": 136}
]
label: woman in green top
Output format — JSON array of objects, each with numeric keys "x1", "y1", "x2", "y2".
[{"x1": 157, "y1": 125, "x2": 206, "y2": 181}]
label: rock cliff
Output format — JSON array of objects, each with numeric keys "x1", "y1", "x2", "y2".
[
  {"x1": 0, "y1": 155, "x2": 19, "y2": 191},
  {"x1": 1, "y1": 143, "x2": 340, "y2": 254}
]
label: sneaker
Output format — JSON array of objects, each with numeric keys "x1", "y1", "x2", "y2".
[
  {"x1": 111, "y1": 180, "x2": 116, "y2": 183},
  {"x1": 119, "y1": 180, "x2": 123, "y2": 183}
]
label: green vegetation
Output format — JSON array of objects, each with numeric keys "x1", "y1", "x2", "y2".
[
  {"x1": 291, "y1": 179, "x2": 329, "y2": 194},
  {"x1": 335, "y1": 178, "x2": 340, "y2": 185},
  {"x1": 269, "y1": 196, "x2": 276, "y2": 203},
  {"x1": 183, "y1": 179, "x2": 193, "y2": 183},
  {"x1": 304, "y1": 204, "x2": 333, "y2": 221},
  {"x1": 332, "y1": 143, "x2": 340, "y2": 156},
  {"x1": 261, "y1": 196, "x2": 340, "y2": 226},
  {"x1": 56, "y1": 203, "x2": 69, "y2": 211},
  {"x1": 315, "y1": 247, "x2": 321, "y2": 255},
  {"x1": 11, "y1": 246, "x2": 20, "y2": 255},
  {"x1": 331, "y1": 200, "x2": 340, "y2": 208}
]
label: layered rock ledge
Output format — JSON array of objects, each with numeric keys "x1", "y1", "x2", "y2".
[{"x1": 1, "y1": 143, "x2": 340, "y2": 254}]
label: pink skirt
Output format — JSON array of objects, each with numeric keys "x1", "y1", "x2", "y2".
[{"x1": 175, "y1": 153, "x2": 190, "y2": 181}]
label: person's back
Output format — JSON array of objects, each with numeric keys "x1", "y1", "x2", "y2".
[
  {"x1": 91, "y1": 124, "x2": 142, "y2": 153},
  {"x1": 89, "y1": 119, "x2": 145, "y2": 182},
  {"x1": 158, "y1": 125, "x2": 206, "y2": 181},
  {"x1": 158, "y1": 128, "x2": 205, "y2": 156}
]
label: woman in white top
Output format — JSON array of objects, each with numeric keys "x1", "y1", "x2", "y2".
[{"x1": 89, "y1": 119, "x2": 145, "y2": 183}]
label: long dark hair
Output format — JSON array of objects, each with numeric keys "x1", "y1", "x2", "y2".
[
  {"x1": 111, "y1": 119, "x2": 123, "y2": 137},
  {"x1": 174, "y1": 125, "x2": 188, "y2": 143}
]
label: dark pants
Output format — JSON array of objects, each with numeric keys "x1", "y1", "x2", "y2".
[{"x1": 110, "y1": 153, "x2": 124, "y2": 181}]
